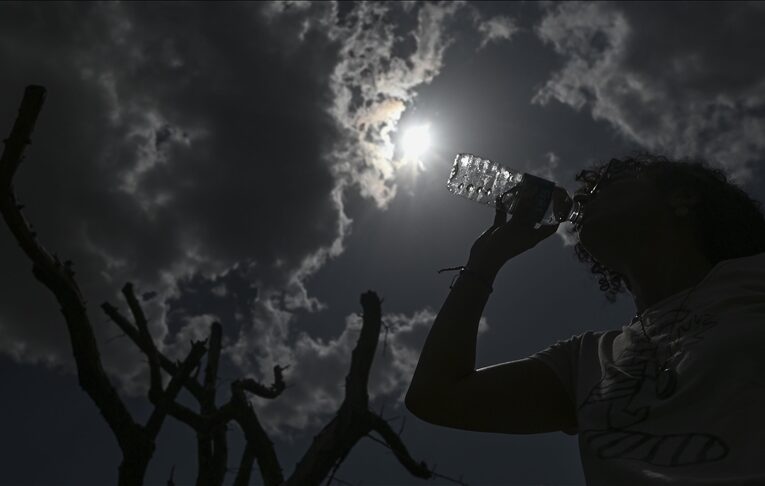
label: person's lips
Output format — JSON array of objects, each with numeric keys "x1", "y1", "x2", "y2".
[
  {"x1": 580, "y1": 197, "x2": 602, "y2": 223},
  {"x1": 573, "y1": 193, "x2": 594, "y2": 220}
]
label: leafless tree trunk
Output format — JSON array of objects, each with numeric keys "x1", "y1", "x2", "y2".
[
  {"x1": 285, "y1": 291, "x2": 432, "y2": 485},
  {"x1": 1, "y1": 85, "x2": 466, "y2": 486},
  {"x1": 0, "y1": 85, "x2": 210, "y2": 486}
]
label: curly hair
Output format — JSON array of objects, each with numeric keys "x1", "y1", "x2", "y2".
[{"x1": 566, "y1": 152, "x2": 765, "y2": 304}]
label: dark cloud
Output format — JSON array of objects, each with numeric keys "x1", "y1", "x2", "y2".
[
  {"x1": 533, "y1": 1, "x2": 765, "y2": 184},
  {"x1": 0, "y1": 1, "x2": 341, "y2": 376},
  {"x1": 0, "y1": 0, "x2": 516, "y2": 427},
  {"x1": 3, "y1": 1, "x2": 763, "y2": 484}
]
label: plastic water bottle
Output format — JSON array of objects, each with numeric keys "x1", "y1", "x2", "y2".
[{"x1": 446, "y1": 153, "x2": 584, "y2": 228}]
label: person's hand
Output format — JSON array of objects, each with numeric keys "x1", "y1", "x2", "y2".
[{"x1": 467, "y1": 199, "x2": 559, "y2": 278}]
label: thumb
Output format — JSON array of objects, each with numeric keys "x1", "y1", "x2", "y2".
[
  {"x1": 492, "y1": 195, "x2": 507, "y2": 227},
  {"x1": 538, "y1": 223, "x2": 560, "y2": 238}
]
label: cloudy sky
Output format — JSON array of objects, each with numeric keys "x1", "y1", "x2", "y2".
[{"x1": 1, "y1": 1, "x2": 764, "y2": 485}]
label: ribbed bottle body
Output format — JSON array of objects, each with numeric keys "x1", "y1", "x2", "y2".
[
  {"x1": 446, "y1": 154, "x2": 523, "y2": 209},
  {"x1": 446, "y1": 153, "x2": 583, "y2": 227}
]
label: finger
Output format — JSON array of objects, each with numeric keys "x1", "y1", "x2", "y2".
[
  {"x1": 493, "y1": 196, "x2": 507, "y2": 227},
  {"x1": 493, "y1": 207, "x2": 507, "y2": 227}
]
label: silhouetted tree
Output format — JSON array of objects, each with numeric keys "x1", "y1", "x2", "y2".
[{"x1": 0, "y1": 85, "x2": 467, "y2": 486}]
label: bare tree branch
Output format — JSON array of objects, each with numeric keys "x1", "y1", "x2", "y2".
[
  {"x1": 101, "y1": 301, "x2": 206, "y2": 401},
  {"x1": 198, "y1": 321, "x2": 226, "y2": 486},
  {"x1": 0, "y1": 85, "x2": 153, "y2": 486},
  {"x1": 324, "y1": 446, "x2": 353, "y2": 486},
  {"x1": 101, "y1": 294, "x2": 209, "y2": 434},
  {"x1": 167, "y1": 465, "x2": 176, "y2": 486},
  {"x1": 210, "y1": 424, "x2": 228, "y2": 486},
  {"x1": 103, "y1": 298, "x2": 229, "y2": 486},
  {"x1": 0, "y1": 87, "x2": 457, "y2": 485},
  {"x1": 167, "y1": 401, "x2": 205, "y2": 431},
  {"x1": 230, "y1": 381, "x2": 284, "y2": 486},
  {"x1": 145, "y1": 340, "x2": 207, "y2": 438},
  {"x1": 285, "y1": 291, "x2": 448, "y2": 485},
  {"x1": 123, "y1": 282, "x2": 163, "y2": 401},
  {"x1": 345, "y1": 291, "x2": 382, "y2": 403},
  {"x1": 285, "y1": 292, "x2": 385, "y2": 485},
  {"x1": 203, "y1": 322, "x2": 223, "y2": 405},
  {"x1": 237, "y1": 364, "x2": 288, "y2": 399},
  {"x1": 368, "y1": 414, "x2": 431, "y2": 479},
  {"x1": 232, "y1": 442, "x2": 256, "y2": 486}
]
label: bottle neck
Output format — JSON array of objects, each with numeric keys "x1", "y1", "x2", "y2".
[{"x1": 566, "y1": 199, "x2": 584, "y2": 225}]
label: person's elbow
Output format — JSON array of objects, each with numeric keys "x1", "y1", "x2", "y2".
[
  {"x1": 404, "y1": 383, "x2": 439, "y2": 420},
  {"x1": 404, "y1": 384, "x2": 425, "y2": 415}
]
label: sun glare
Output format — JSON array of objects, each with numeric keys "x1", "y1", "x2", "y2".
[{"x1": 401, "y1": 124, "x2": 431, "y2": 159}]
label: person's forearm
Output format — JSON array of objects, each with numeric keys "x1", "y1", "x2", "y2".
[{"x1": 406, "y1": 263, "x2": 499, "y2": 404}]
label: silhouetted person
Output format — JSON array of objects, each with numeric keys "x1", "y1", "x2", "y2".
[{"x1": 406, "y1": 153, "x2": 765, "y2": 485}]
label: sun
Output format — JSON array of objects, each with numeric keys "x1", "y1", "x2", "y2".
[{"x1": 401, "y1": 124, "x2": 431, "y2": 160}]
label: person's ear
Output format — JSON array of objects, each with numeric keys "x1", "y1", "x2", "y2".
[{"x1": 669, "y1": 188, "x2": 699, "y2": 216}]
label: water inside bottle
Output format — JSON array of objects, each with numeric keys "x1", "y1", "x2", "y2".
[{"x1": 446, "y1": 154, "x2": 523, "y2": 209}]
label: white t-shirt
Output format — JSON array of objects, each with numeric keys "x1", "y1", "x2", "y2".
[{"x1": 530, "y1": 251, "x2": 765, "y2": 485}]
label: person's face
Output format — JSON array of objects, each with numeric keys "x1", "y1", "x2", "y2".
[
  {"x1": 575, "y1": 164, "x2": 677, "y2": 270},
  {"x1": 581, "y1": 168, "x2": 658, "y2": 224}
]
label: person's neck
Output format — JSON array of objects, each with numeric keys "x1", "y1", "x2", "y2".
[{"x1": 626, "y1": 245, "x2": 714, "y2": 316}]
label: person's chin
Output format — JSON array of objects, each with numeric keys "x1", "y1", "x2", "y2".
[
  {"x1": 578, "y1": 231, "x2": 613, "y2": 266},
  {"x1": 578, "y1": 217, "x2": 612, "y2": 253}
]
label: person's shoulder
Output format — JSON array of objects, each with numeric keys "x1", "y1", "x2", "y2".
[
  {"x1": 566, "y1": 328, "x2": 618, "y2": 343},
  {"x1": 716, "y1": 250, "x2": 765, "y2": 274},
  {"x1": 564, "y1": 328, "x2": 621, "y2": 355},
  {"x1": 536, "y1": 329, "x2": 616, "y2": 359}
]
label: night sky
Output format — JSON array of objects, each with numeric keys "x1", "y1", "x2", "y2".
[{"x1": 1, "y1": 1, "x2": 765, "y2": 485}]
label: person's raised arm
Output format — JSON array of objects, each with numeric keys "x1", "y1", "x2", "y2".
[{"x1": 405, "y1": 204, "x2": 575, "y2": 434}]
